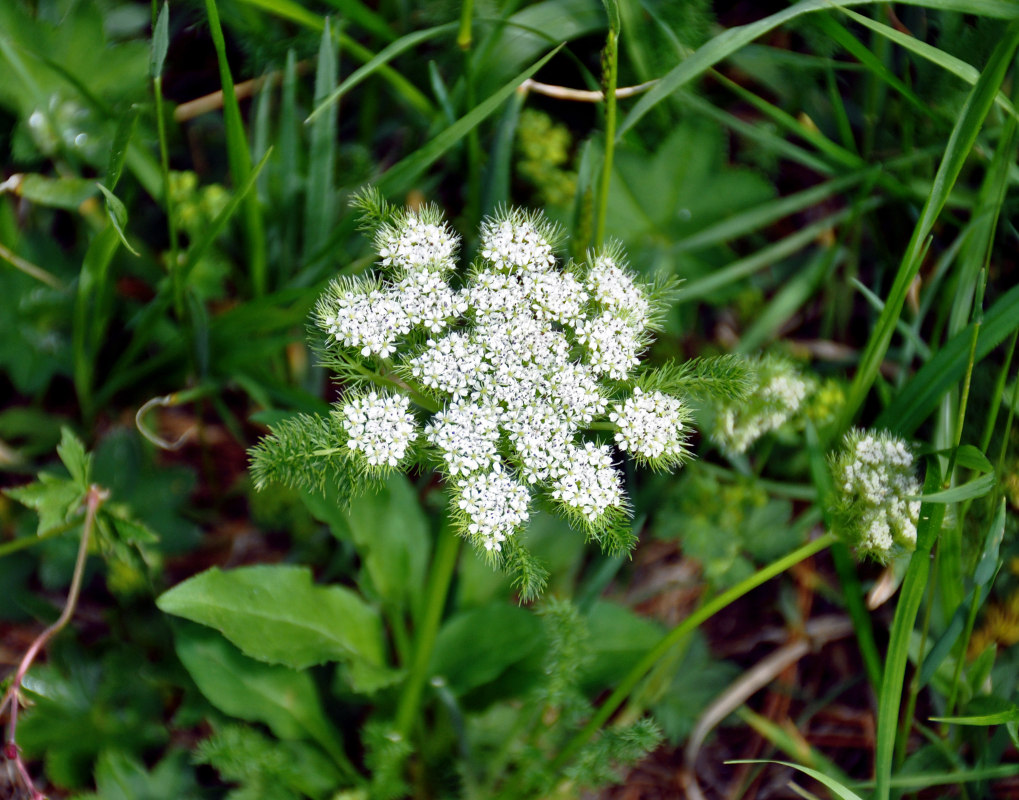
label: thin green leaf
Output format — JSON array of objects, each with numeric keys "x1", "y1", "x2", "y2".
[
  {"x1": 931, "y1": 707, "x2": 1019, "y2": 726},
  {"x1": 304, "y1": 21, "x2": 338, "y2": 262},
  {"x1": 306, "y1": 22, "x2": 457, "y2": 125},
  {"x1": 105, "y1": 107, "x2": 139, "y2": 191},
  {"x1": 912, "y1": 472, "x2": 995, "y2": 504},
  {"x1": 877, "y1": 283, "x2": 1019, "y2": 433},
  {"x1": 726, "y1": 760, "x2": 864, "y2": 800},
  {"x1": 72, "y1": 226, "x2": 121, "y2": 420},
  {"x1": 840, "y1": 6, "x2": 1018, "y2": 121},
  {"x1": 955, "y1": 444, "x2": 994, "y2": 473},
  {"x1": 181, "y1": 148, "x2": 273, "y2": 283},
  {"x1": 842, "y1": 20, "x2": 1019, "y2": 431},
  {"x1": 601, "y1": 0, "x2": 620, "y2": 32},
  {"x1": 150, "y1": 1, "x2": 169, "y2": 79},
  {"x1": 375, "y1": 45, "x2": 563, "y2": 198},
  {"x1": 96, "y1": 183, "x2": 140, "y2": 256},
  {"x1": 205, "y1": 0, "x2": 266, "y2": 294},
  {"x1": 874, "y1": 461, "x2": 946, "y2": 800},
  {"x1": 974, "y1": 499, "x2": 1007, "y2": 586},
  {"x1": 618, "y1": 0, "x2": 1019, "y2": 140}
]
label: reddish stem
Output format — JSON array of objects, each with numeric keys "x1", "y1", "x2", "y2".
[{"x1": 1, "y1": 484, "x2": 107, "y2": 800}]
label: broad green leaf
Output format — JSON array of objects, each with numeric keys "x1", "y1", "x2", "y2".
[
  {"x1": 150, "y1": 2, "x2": 169, "y2": 78},
  {"x1": 158, "y1": 564, "x2": 385, "y2": 670},
  {"x1": 16, "y1": 174, "x2": 98, "y2": 210},
  {"x1": 582, "y1": 600, "x2": 663, "y2": 691},
  {"x1": 96, "y1": 183, "x2": 140, "y2": 256},
  {"x1": 727, "y1": 760, "x2": 864, "y2": 800},
  {"x1": 955, "y1": 445, "x2": 994, "y2": 473},
  {"x1": 430, "y1": 603, "x2": 543, "y2": 694},
  {"x1": 173, "y1": 624, "x2": 349, "y2": 765},
  {"x1": 89, "y1": 750, "x2": 198, "y2": 800},
  {"x1": 305, "y1": 474, "x2": 429, "y2": 612},
  {"x1": 912, "y1": 473, "x2": 995, "y2": 504}
]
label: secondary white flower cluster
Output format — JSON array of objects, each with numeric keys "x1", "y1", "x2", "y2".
[
  {"x1": 320, "y1": 205, "x2": 692, "y2": 555},
  {"x1": 831, "y1": 430, "x2": 921, "y2": 561},
  {"x1": 713, "y1": 355, "x2": 813, "y2": 456}
]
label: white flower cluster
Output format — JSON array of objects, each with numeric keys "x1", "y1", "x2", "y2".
[
  {"x1": 320, "y1": 206, "x2": 692, "y2": 554},
  {"x1": 713, "y1": 357, "x2": 812, "y2": 456},
  {"x1": 342, "y1": 391, "x2": 417, "y2": 469},
  {"x1": 610, "y1": 387, "x2": 690, "y2": 467},
  {"x1": 832, "y1": 430, "x2": 921, "y2": 561}
]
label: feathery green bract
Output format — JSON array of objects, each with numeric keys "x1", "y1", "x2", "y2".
[
  {"x1": 249, "y1": 408, "x2": 356, "y2": 500},
  {"x1": 634, "y1": 355, "x2": 751, "y2": 403}
]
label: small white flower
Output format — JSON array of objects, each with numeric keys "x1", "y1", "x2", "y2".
[
  {"x1": 574, "y1": 314, "x2": 646, "y2": 381},
  {"x1": 585, "y1": 252, "x2": 650, "y2": 326},
  {"x1": 479, "y1": 216, "x2": 556, "y2": 273},
  {"x1": 832, "y1": 430, "x2": 921, "y2": 561},
  {"x1": 550, "y1": 442, "x2": 625, "y2": 525},
  {"x1": 611, "y1": 387, "x2": 690, "y2": 467},
  {"x1": 377, "y1": 213, "x2": 459, "y2": 274},
  {"x1": 456, "y1": 463, "x2": 530, "y2": 552},
  {"x1": 328, "y1": 286, "x2": 409, "y2": 359},
  {"x1": 424, "y1": 400, "x2": 501, "y2": 478},
  {"x1": 342, "y1": 391, "x2": 418, "y2": 469}
]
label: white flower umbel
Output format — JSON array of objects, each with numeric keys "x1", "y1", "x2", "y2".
[
  {"x1": 342, "y1": 390, "x2": 418, "y2": 471},
  {"x1": 610, "y1": 387, "x2": 691, "y2": 469},
  {"x1": 424, "y1": 400, "x2": 501, "y2": 478},
  {"x1": 327, "y1": 283, "x2": 410, "y2": 359},
  {"x1": 713, "y1": 356, "x2": 813, "y2": 455},
  {"x1": 307, "y1": 201, "x2": 707, "y2": 578},
  {"x1": 551, "y1": 442, "x2": 626, "y2": 528},
  {"x1": 456, "y1": 464, "x2": 531, "y2": 552},
  {"x1": 479, "y1": 210, "x2": 557, "y2": 273},
  {"x1": 376, "y1": 211, "x2": 459, "y2": 275},
  {"x1": 585, "y1": 251, "x2": 650, "y2": 326},
  {"x1": 831, "y1": 430, "x2": 921, "y2": 562}
]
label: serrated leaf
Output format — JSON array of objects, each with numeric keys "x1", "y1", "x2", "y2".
[
  {"x1": 150, "y1": 2, "x2": 169, "y2": 78},
  {"x1": 4, "y1": 473, "x2": 84, "y2": 535},
  {"x1": 158, "y1": 564, "x2": 385, "y2": 670},
  {"x1": 97, "y1": 183, "x2": 140, "y2": 256},
  {"x1": 56, "y1": 427, "x2": 91, "y2": 490}
]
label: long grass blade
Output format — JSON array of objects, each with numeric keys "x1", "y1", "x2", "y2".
[
  {"x1": 304, "y1": 22, "x2": 338, "y2": 262},
  {"x1": 840, "y1": 20, "x2": 1019, "y2": 431}
]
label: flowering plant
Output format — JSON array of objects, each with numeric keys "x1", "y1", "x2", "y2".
[{"x1": 251, "y1": 190, "x2": 748, "y2": 597}]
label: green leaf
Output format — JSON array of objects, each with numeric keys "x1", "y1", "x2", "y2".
[
  {"x1": 375, "y1": 44, "x2": 563, "y2": 198},
  {"x1": 430, "y1": 603, "x2": 543, "y2": 694},
  {"x1": 601, "y1": 0, "x2": 620, "y2": 32},
  {"x1": 172, "y1": 624, "x2": 350, "y2": 768},
  {"x1": 96, "y1": 183, "x2": 140, "y2": 256},
  {"x1": 912, "y1": 473, "x2": 995, "y2": 503},
  {"x1": 158, "y1": 564, "x2": 385, "y2": 670},
  {"x1": 150, "y1": 1, "x2": 169, "y2": 79},
  {"x1": 305, "y1": 474, "x2": 429, "y2": 612},
  {"x1": 56, "y1": 427, "x2": 91, "y2": 490},
  {"x1": 877, "y1": 283, "x2": 1019, "y2": 433},
  {"x1": 105, "y1": 106, "x2": 139, "y2": 191},
  {"x1": 955, "y1": 445, "x2": 994, "y2": 473},
  {"x1": 304, "y1": 20, "x2": 337, "y2": 261},
  {"x1": 727, "y1": 760, "x2": 865, "y2": 800},
  {"x1": 73, "y1": 226, "x2": 121, "y2": 419},
  {"x1": 90, "y1": 750, "x2": 198, "y2": 800},
  {"x1": 931, "y1": 706, "x2": 1019, "y2": 726},
  {"x1": 4, "y1": 472, "x2": 83, "y2": 535},
  {"x1": 16, "y1": 174, "x2": 98, "y2": 210}
]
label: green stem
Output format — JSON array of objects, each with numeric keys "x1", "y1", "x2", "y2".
[
  {"x1": 512, "y1": 531, "x2": 837, "y2": 797},
  {"x1": 394, "y1": 519, "x2": 462, "y2": 738},
  {"x1": 153, "y1": 74, "x2": 182, "y2": 319},
  {"x1": 0, "y1": 521, "x2": 79, "y2": 560},
  {"x1": 594, "y1": 28, "x2": 618, "y2": 249}
]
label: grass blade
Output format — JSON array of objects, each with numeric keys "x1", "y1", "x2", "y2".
[
  {"x1": 840, "y1": 20, "x2": 1019, "y2": 431},
  {"x1": 375, "y1": 45, "x2": 563, "y2": 199},
  {"x1": 205, "y1": 0, "x2": 267, "y2": 295},
  {"x1": 873, "y1": 460, "x2": 946, "y2": 800},
  {"x1": 304, "y1": 21, "x2": 338, "y2": 262}
]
